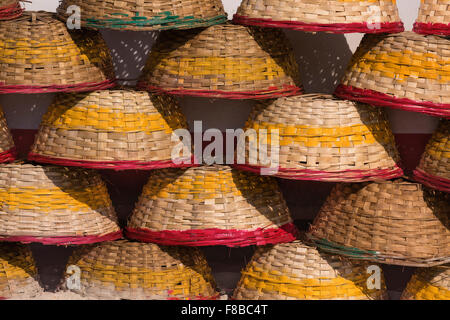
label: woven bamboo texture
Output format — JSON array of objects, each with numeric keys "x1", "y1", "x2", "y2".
[
  {"x1": 414, "y1": 0, "x2": 450, "y2": 35},
  {"x1": 0, "y1": 104, "x2": 16, "y2": 163},
  {"x1": 234, "y1": 94, "x2": 403, "y2": 182},
  {"x1": 233, "y1": 240, "x2": 388, "y2": 300},
  {"x1": 138, "y1": 24, "x2": 303, "y2": 99},
  {"x1": 335, "y1": 32, "x2": 450, "y2": 118},
  {"x1": 401, "y1": 265, "x2": 449, "y2": 300},
  {"x1": 0, "y1": 163, "x2": 121, "y2": 245},
  {"x1": 307, "y1": 179, "x2": 450, "y2": 267},
  {"x1": 414, "y1": 120, "x2": 450, "y2": 193},
  {"x1": 29, "y1": 89, "x2": 193, "y2": 170},
  {"x1": 57, "y1": 0, "x2": 227, "y2": 31},
  {"x1": 0, "y1": 0, "x2": 22, "y2": 20},
  {"x1": 0, "y1": 243, "x2": 41, "y2": 299},
  {"x1": 233, "y1": 0, "x2": 404, "y2": 34},
  {"x1": 65, "y1": 240, "x2": 218, "y2": 300},
  {"x1": 0, "y1": 11, "x2": 115, "y2": 94},
  {"x1": 126, "y1": 165, "x2": 299, "y2": 247}
]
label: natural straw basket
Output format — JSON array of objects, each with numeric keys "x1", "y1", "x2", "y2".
[
  {"x1": 414, "y1": 0, "x2": 450, "y2": 35},
  {"x1": 0, "y1": 0, "x2": 22, "y2": 20},
  {"x1": 401, "y1": 265, "x2": 449, "y2": 300},
  {"x1": 414, "y1": 120, "x2": 450, "y2": 193},
  {"x1": 233, "y1": 239, "x2": 388, "y2": 300},
  {"x1": 0, "y1": 11, "x2": 115, "y2": 94},
  {"x1": 0, "y1": 162, "x2": 121, "y2": 245},
  {"x1": 234, "y1": 94, "x2": 403, "y2": 182},
  {"x1": 57, "y1": 0, "x2": 227, "y2": 31},
  {"x1": 126, "y1": 165, "x2": 299, "y2": 247},
  {"x1": 335, "y1": 32, "x2": 450, "y2": 118},
  {"x1": 65, "y1": 240, "x2": 219, "y2": 300},
  {"x1": 233, "y1": 0, "x2": 404, "y2": 34},
  {"x1": 307, "y1": 179, "x2": 450, "y2": 267},
  {"x1": 137, "y1": 24, "x2": 303, "y2": 99},
  {"x1": 0, "y1": 105, "x2": 16, "y2": 164},
  {"x1": 28, "y1": 89, "x2": 193, "y2": 170}
]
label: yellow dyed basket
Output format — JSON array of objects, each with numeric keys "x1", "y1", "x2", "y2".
[
  {"x1": 138, "y1": 23, "x2": 303, "y2": 99},
  {"x1": 234, "y1": 94, "x2": 403, "y2": 182},
  {"x1": 401, "y1": 265, "x2": 449, "y2": 300},
  {"x1": 0, "y1": 11, "x2": 115, "y2": 94},
  {"x1": 0, "y1": 243, "x2": 41, "y2": 299},
  {"x1": 0, "y1": 162, "x2": 121, "y2": 245},
  {"x1": 29, "y1": 89, "x2": 192, "y2": 170},
  {"x1": 0, "y1": 104, "x2": 16, "y2": 163},
  {"x1": 65, "y1": 240, "x2": 219, "y2": 300},
  {"x1": 233, "y1": 240, "x2": 388, "y2": 300},
  {"x1": 414, "y1": 0, "x2": 450, "y2": 35},
  {"x1": 335, "y1": 31, "x2": 450, "y2": 118}
]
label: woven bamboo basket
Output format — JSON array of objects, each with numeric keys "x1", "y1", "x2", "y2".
[
  {"x1": 56, "y1": 0, "x2": 227, "y2": 31},
  {"x1": 65, "y1": 240, "x2": 219, "y2": 300},
  {"x1": 0, "y1": 243, "x2": 41, "y2": 299},
  {"x1": 335, "y1": 32, "x2": 450, "y2": 118},
  {"x1": 233, "y1": 239, "x2": 388, "y2": 300},
  {"x1": 233, "y1": 0, "x2": 404, "y2": 34},
  {"x1": 414, "y1": 0, "x2": 450, "y2": 35},
  {"x1": 28, "y1": 89, "x2": 193, "y2": 170},
  {"x1": 0, "y1": 11, "x2": 116, "y2": 94},
  {"x1": 137, "y1": 24, "x2": 303, "y2": 99},
  {"x1": 401, "y1": 265, "x2": 449, "y2": 300},
  {"x1": 0, "y1": 105, "x2": 16, "y2": 163},
  {"x1": 234, "y1": 94, "x2": 403, "y2": 182},
  {"x1": 414, "y1": 120, "x2": 450, "y2": 193},
  {"x1": 0, "y1": 162, "x2": 121, "y2": 245},
  {"x1": 307, "y1": 179, "x2": 450, "y2": 267},
  {"x1": 0, "y1": 0, "x2": 22, "y2": 20},
  {"x1": 126, "y1": 165, "x2": 299, "y2": 247}
]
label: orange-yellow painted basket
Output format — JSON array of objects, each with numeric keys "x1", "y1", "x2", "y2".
[{"x1": 401, "y1": 265, "x2": 449, "y2": 300}]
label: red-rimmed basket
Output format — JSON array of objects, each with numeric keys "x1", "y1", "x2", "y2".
[
  {"x1": 0, "y1": 1, "x2": 22, "y2": 20},
  {"x1": 0, "y1": 104, "x2": 16, "y2": 164},
  {"x1": 413, "y1": 0, "x2": 450, "y2": 36}
]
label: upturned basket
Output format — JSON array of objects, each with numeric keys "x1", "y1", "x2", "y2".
[
  {"x1": 0, "y1": 162, "x2": 121, "y2": 245},
  {"x1": 401, "y1": 265, "x2": 449, "y2": 300},
  {"x1": 137, "y1": 23, "x2": 303, "y2": 99},
  {"x1": 65, "y1": 240, "x2": 219, "y2": 300},
  {"x1": 28, "y1": 89, "x2": 193, "y2": 170},
  {"x1": 0, "y1": 0, "x2": 22, "y2": 20},
  {"x1": 0, "y1": 105, "x2": 16, "y2": 163},
  {"x1": 0, "y1": 243, "x2": 41, "y2": 299},
  {"x1": 233, "y1": 239, "x2": 388, "y2": 300},
  {"x1": 414, "y1": 120, "x2": 450, "y2": 193},
  {"x1": 126, "y1": 165, "x2": 299, "y2": 247},
  {"x1": 335, "y1": 32, "x2": 450, "y2": 118},
  {"x1": 234, "y1": 94, "x2": 403, "y2": 182},
  {"x1": 307, "y1": 179, "x2": 450, "y2": 267},
  {"x1": 414, "y1": 0, "x2": 450, "y2": 35},
  {"x1": 0, "y1": 11, "x2": 115, "y2": 94},
  {"x1": 56, "y1": 0, "x2": 227, "y2": 31},
  {"x1": 233, "y1": 0, "x2": 404, "y2": 34}
]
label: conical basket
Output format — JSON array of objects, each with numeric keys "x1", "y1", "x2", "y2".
[
  {"x1": 414, "y1": 120, "x2": 450, "y2": 193},
  {"x1": 138, "y1": 24, "x2": 303, "y2": 99},
  {"x1": 0, "y1": 11, "x2": 115, "y2": 94},
  {"x1": 401, "y1": 265, "x2": 449, "y2": 300},
  {"x1": 0, "y1": 243, "x2": 41, "y2": 299},
  {"x1": 234, "y1": 94, "x2": 403, "y2": 182},
  {"x1": 335, "y1": 32, "x2": 450, "y2": 118},
  {"x1": 233, "y1": 0, "x2": 404, "y2": 34},
  {"x1": 0, "y1": 104, "x2": 16, "y2": 163},
  {"x1": 28, "y1": 89, "x2": 194, "y2": 170},
  {"x1": 233, "y1": 239, "x2": 388, "y2": 300},
  {"x1": 126, "y1": 165, "x2": 299, "y2": 247},
  {"x1": 0, "y1": 162, "x2": 121, "y2": 245},
  {"x1": 64, "y1": 240, "x2": 219, "y2": 300},
  {"x1": 307, "y1": 179, "x2": 450, "y2": 267},
  {"x1": 0, "y1": 0, "x2": 22, "y2": 20},
  {"x1": 56, "y1": 0, "x2": 227, "y2": 31},
  {"x1": 414, "y1": 0, "x2": 450, "y2": 35}
]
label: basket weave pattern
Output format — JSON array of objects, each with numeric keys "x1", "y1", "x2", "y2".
[
  {"x1": 414, "y1": 0, "x2": 450, "y2": 35},
  {"x1": 57, "y1": 0, "x2": 227, "y2": 31},
  {"x1": 335, "y1": 32, "x2": 450, "y2": 118},
  {"x1": 0, "y1": 105, "x2": 16, "y2": 163},
  {"x1": 66, "y1": 240, "x2": 218, "y2": 300},
  {"x1": 0, "y1": 0, "x2": 22, "y2": 20},
  {"x1": 138, "y1": 24, "x2": 303, "y2": 99},
  {"x1": 308, "y1": 180, "x2": 450, "y2": 267},
  {"x1": 401, "y1": 266, "x2": 449, "y2": 300}
]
